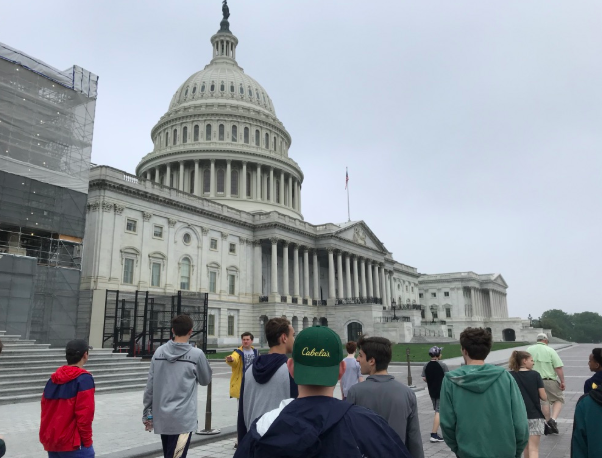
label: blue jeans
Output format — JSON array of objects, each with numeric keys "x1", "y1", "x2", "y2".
[{"x1": 48, "y1": 445, "x2": 94, "y2": 458}]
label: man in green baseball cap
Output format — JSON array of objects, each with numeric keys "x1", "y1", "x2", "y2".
[{"x1": 234, "y1": 326, "x2": 411, "y2": 458}]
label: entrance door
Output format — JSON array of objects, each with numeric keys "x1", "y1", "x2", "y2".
[
  {"x1": 347, "y1": 322, "x2": 363, "y2": 342},
  {"x1": 503, "y1": 328, "x2": 516, "y2": 341}
]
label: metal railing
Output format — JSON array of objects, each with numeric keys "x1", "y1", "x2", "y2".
[
  {"x1": 259, "y1": 295, "x2": 269, "y2": 302},
  {"x1": 335, "y1": 297, "x2": 383, "y2": 305}
]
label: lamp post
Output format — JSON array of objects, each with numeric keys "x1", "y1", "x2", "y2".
[
  {"x1": 406, "y1": 347, "x2": 415, "y2": 388},
  {"x1": 392, "y1": 304, "x2": 399, "y2": 321},
  {"x1": 528, "y1": 314, "x2": 532, "y2": 327}
]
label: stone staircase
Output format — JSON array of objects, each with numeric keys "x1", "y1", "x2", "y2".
[
  {"x1": 410, "y1": 334, "x2": 458, "y2": 344},
  {"x1": 0, "y1": 330, "x2": 151, "y2": 405}
]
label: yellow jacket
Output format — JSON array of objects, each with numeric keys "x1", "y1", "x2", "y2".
[{"x1": 226, "y1": 346, "x2": 258, "y2": 398}]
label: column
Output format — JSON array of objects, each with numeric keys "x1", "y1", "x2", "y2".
[
  {"x1": 380, "y1": 265, "x2": 386, "y2": 305},
  {"x1": 288, "y1": 175, "x2": 293, "y2": 208},
  {"x1": 241, "y1": 162, "x2": 247, "y2": 199},
  {"x1": 367, "y1": 261, "x2": 374, "y2": 297},
  {"x1": 226, "y1": 159, "x2": 232, "y2": 198},
  {"x1": 360, "y1": 258, "x2": 367, "y2": 297},
  {"x1": 312, "y1": 250, "x2": 319, "y2": 301},
  {"x1": 194, "y1": 160, "x2": 200, "y2": 196},
  {"x1": 256, "y1": 164, "x2": 262, "y2": 201},
  {"x1": 303, "y1": 248, "x2": 310, "y2": 300},
  {"x1": 269, "y1": 167, "x2": 274, "y2": 203},
  {"x1": 293, "y1": 244, "x2": 300, "y2": 298},
  {"x1": 352, "y1": 255, "x2": 360, "y2": 298},
  {"x1": 282, "y1": 241, "x2": 289, "y2": 297},
  {"x1": 384, "y1": 271, "x2": 390, "y2": 307},
  {"x1": 488, "y1": 289, "x2": 494, "y2": 317},
  {"x1": 166, "y1": 163, "x2": 171, "y2": 187},
  {"x1": 154, "y1": 167, "x2": 160, "y2": 183},
  {"x1": 210, "y1": 159, "x2": 216, "y2": 197},
  {"x1": 336, "y1": 251, "x2": 344, "y2": 299},
  {"x1": 280, "y1": 171, "x2": 285, "y2": 205},
  {"x1": 503, "y1": 293, "x2": 508, "y2": 318},
  {"x1": 470, "y1": 287, "x2": 476, "y2": 317},
  {"x1": 345, "y1": 253, "x2": 352, "y2": 299},
  {"x1": 145, "y1": 170, "x2": 150, "y2": 180},
  {"x1": 270, "y1": 238, "x2": 278, "y2": 295},
  {"x1": 253, "y1": 240, "x2": 262, "y2": 298},
  {"x1": 327, "y1": 248, "x2": 335, "y2": 299},
  {"x1": 178, "y1": 161, "x2": 184, "y2": 191},
  {"x1": 297, "y1": 181, "x2": 301, "y2": 212},
  {"x1": 425, "y1": 304, "x2": 433, "y2": 321},
  {"x1": 373, "y1": 263, "x2": 381, "y2": 299}
]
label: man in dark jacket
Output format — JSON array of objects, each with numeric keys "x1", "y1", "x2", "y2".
[
  {"x1": 572, "y1": 384, "x2": 602, "y2": 458},
  {"x1": 347, "y1": 336, "x2": 424, "y2": 458},
  {"x1": 39, "y1": 339, "x2": 95, "y2": 457},
  {"x1": 421, "y1": 345, "x2": 449, "y2": 442},
  {"x1": 584, "y1": 348, "x2": 602, "y2": 394},
  {"x1": 237, "y1": 318, "x2": 297, "y2": 443},
  {"x1": 235, "y1": 326, "x2": 411, "y2": 458}
]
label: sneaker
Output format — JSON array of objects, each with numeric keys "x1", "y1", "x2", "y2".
[
  {"x1": 547, "y1": 418, "x2": 559, "y2": 435},
  {"x1": 430, "y1": 433, "x2": 445, "y2": 442}
]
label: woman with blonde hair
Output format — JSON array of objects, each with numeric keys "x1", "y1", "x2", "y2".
[{"x1": 509, "y1": 350, "x2": 548, "y2": 458}]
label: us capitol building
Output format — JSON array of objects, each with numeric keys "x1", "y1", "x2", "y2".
[{"x1": 82, "y1": 5, "x2": 548, "y2": 348}]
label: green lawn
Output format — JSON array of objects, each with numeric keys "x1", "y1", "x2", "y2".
[
  {"x1": 396, "y1": 342, "x2": 528, "y2": 363},
  {"x1": 207, "y1": 341, "x2": 527, "y2": 362}
]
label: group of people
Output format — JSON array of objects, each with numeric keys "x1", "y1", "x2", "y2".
[{"x1": 0, "y1": 318, "x2": 597, "y2": 458}]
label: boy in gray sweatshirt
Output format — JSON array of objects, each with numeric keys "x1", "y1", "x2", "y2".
[{"x1": 143, "y1": 315, "x2": 212, "y2": 458}]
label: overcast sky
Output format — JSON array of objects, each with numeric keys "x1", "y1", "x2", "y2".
[{"x1": 4, "y1": 1, "x2": 601, "y2": 319}]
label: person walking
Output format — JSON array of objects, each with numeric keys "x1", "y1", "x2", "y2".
[
  {"x1": 528, "y1": 333, "x2": 565, "y2": 434},
  {"x1": 421, "y1": 346, "x2": 449, "y2": 443},
  {"x1": 340, "y1": 341, "x2": 363, "y2": 400},
  {"x1": 39, "y1": 339, "x2": 95, "y2": 458},
  {"x1": 142, "y1": 315, "x2": 212, "y2": 458},
  {"x1": 346, "y1": 336, "x2": 424, "y2": 458},
  {"x1": 571, "y1": 384, "x2": 602, "y2": 458},
  {"x1": 440, "y1": 327, "x2": 529, "y2": 458},
  {"x1": 584, "y1": 348, "x2": 602, "y2": 394},
  {"x1": 509, "y1": 350, "x2": 548, "y2": 458},
  {"x1": 237, "y1": 317, "x2": 298, "y2": 443},
  {"x1": 235, "y1": 326, "x2": 412, "y2": 458}
]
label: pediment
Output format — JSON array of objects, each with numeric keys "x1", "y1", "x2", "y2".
[
  {"x1": 492, "y1": 274, "x2": 508, "y2": 288},
  {"x1": 335, "y1": 221, "x2": 386, "y2": 252}
]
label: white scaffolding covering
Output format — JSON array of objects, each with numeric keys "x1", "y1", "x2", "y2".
[{"x1": 0, "y1": 42, "x2": 98, "y2": 194}]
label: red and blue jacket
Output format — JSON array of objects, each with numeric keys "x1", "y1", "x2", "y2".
[{"x1": 39, "y1": 366, "x2": 95, "y2": 452}]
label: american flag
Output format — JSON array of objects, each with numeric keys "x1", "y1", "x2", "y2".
[{"x1": 345, "y1": 167, "x2": 349, "y2": 189}]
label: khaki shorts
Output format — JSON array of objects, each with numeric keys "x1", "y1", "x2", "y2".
[{"x1": 542, "y1": 379, "x2": 564, "y2": 404}]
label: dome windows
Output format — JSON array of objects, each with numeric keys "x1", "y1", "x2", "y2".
[
  {"x1": 182, "y1": 126, "x2": 188, "y2": 144},
  {"x1": 230, "y1": 83, "x2": 235, "y2": 93},
  {"x1": 232, "y1": 125, "x2": 238, "y2": 142},
  {"x1": 256, "y1": 89, "x2": 260, "y2": 100},
  {"x1": 273, "y1": 136, "x2": 277, "y2": 152},
  {"x1": 219, "y1": 124, "x2": 225, "y2": 141},
  {"x1": 239, "y1": 84, "x2": 244, "y2": 95},
  {"x1": 262, "y1": 92, "x2": 267, "y2": 104},
  {"x1": 220, "y1": 81, "x2": 225, "y2": 92},
  {"x1": 248, "y1": 87, "x2": 253, "y2": 98},
  {"x1": 217, "y1": 169, "x2": 225, "y2": 193},
  {"x1": 172, "y1": 129, "x2": 178, "y2": 145},
  {"x1": 165, "y1": 131, "x2": 169, "y2": 147},
  {"x1": 206, "y1": 124, "x2": 212, "y2": 141},
  {"x1": 192, "y1": 85, "x2": 197, "y2": 94},
  {"x1": 231, "y1": 170, "x2": 239, "y2": 196},
  {"x1": 264, "y1": 133, "x2": 269, "y2": 149},
  {"x1": 193, "y1": 125, "x2": 199, "y2": 142},
  {"x1": 203, "y1": 169, "x2": 211, "y2": 194},
  {"x1": 210, "y1": 81, "x2": 215, "y2": 92},
  {"x1": 201, "y1": 83, "x2": 206, "y2": 93},
  {"x1": 255, "y1": 129, "x2": 260, "y2": 146},
  {"x1": 244, "y1": 127, "x2": 249, "y2": 144}
]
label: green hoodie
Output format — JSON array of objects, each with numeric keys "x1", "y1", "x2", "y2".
[{"x1": 440, "y1": 364, "x2": 529, "y2": 458}]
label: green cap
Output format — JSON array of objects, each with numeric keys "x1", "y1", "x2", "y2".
[{"x1": 292, "y1": 326, "x2": 343, "y2": 387}]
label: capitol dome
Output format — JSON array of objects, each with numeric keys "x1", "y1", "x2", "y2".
[{"x1": 136, "y1": 9, "x2": 304, "y2": 219}]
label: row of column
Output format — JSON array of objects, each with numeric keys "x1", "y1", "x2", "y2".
[
  {"x1": 143, "y1": 160, "x2": 301, "y2": 212},
  {"x1": 260, "y1": 239, "x2": 394, "y2": 306},
  {"x1": 469, "y1": 287, "x2": 508, "y2": 318}
]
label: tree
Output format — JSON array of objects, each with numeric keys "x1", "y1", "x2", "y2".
[
  {"x1": 540, "y1": 309, "x2": 573, "y2": 340},
  {"x1": 539, "y1": 309, "x2": 602, "y2": 343}
]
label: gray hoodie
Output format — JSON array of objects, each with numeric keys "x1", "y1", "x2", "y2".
[{"x1": 142, "y1": 340, "x2": 212, "y2": 434}]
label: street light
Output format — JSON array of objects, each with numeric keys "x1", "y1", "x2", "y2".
[
  {"x1": 406, "y1": 348, "x2": 415, "y2": 388},
  {"x1": 528, "y1": 314, "x2": 532, "y2": 327}
]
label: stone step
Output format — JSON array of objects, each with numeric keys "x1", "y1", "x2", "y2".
[
  {"x1": 0, "y1": 377, "x2": 149, "y2": 397},
  {"x1": 0, "y1": 335, "x2": 23, "y2": 341},
  {"x1": 1, "y1": 343, "x2": 52, "y2": 349},
  {"x1": 0, "y1": 369, "x2": 150, "y2": 385},
  {"x1": 0, "y1": 361, "x2": 150, "y2": 376},
  {"x1": 0, "y1": 348, "x2": 121, "y2": 356},
  {"x1": 0, "y1": 383, "x2": 148, "y2": 405},
  {"x1": 0, "y1": 356, "x2": 135, "y2": 367}
]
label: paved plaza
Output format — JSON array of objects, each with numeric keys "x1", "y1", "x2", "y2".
[{"x1": 0, "y1": 344, "x2": 590, "y2": 458}]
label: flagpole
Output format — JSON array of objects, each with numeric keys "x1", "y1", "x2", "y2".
[{"x1": 346, "y1": 167, "x2": 351, "y2": 222}]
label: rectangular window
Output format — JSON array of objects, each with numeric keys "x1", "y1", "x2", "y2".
[
  {"x1": 209, "y1": 271, "x2": 217, "y2": 293},
  {"x1": 411, "y1": 286, "x2": 414, "y2": 293},
  {"x1": 444, "y1": 291, "x2": 450, "y2": 297},
  {"x1": 153, "y1": 225, "x2": 163, "y2": 239},
  {"x1": 446, "y1": 308, "x2": 451, "y2": 318},
  {"x1": 229, "y1": 243, "x2": 236, "y2": 254},
  {"x1": 180, "y1": 262, "x2": 190, "y2": 290},
  {"x1": 123, "y1": 258, "x2": 134, "y2": 284},
  {"x1": 210, "y1": 238, "x2": 218, "y2": 250},
  {"x1": 227, "y1": 315, "x2": 235, "y2": 336},
  {"x1": 419, "y1": 293, "x2": 423, "y2": 298},
  {"x1": 448, "y1": 328, "x2": 453, "y2": 338},
  {"x1": 208, "y1": 314, "x2": 215, "y2": 336},
  {"x1": 126, "y1": 219, "x2": 137, "y2": 233},
  {"x1": 151, "y1": 262, "x2": 161, "y2": 287},
  {"x1": 431, "y1": 292, "x2": 436, "y2": 298},
  {"x1": 432, "y1": 310, "x2": 438, "y2": 319},
  {"x1": 228, "y1": 274, "x2": 235, "y2": 295}
]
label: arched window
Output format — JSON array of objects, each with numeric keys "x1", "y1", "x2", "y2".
[
  {"x1": 266, "y1": 177, "x2": 271, "y2": 201},
  {"x1": 210, "y1": 81, "x2": 215, "y2": 92},
  {"x1": 264, "y1": 133, "x2": 269, "y2": 149},
  {"x1": 206, "y1": 124, "x2": 212, "y2": 141},
  {"x1": 219, "y1": 124, "x2": 225, "y2": 141},
  {"x1": 220, "y1": 81, "x2": 225, "y2": 92},
  {"x1": 192, "y1": 85, "x2": 197, "y2": 94},
  {"x1": 231, "y1": 170, "x2": 239, "y2": 196},
  {"x1": 273, "y1": 136, "x2": 277, "y2": 151},
  {"x1": 248, "y1": 87, "x2": 253, "y2": 97},
  {"x1": 182, "y1": 126, "x2": 188, "y2": 144},
  {"x1": 244, "y1": 127, "x2": 249, "y2": 144},
  {"x1": 173, "y1": 129, "x2": 178, "y2": 145},
  {"x1": 262, "y1": 93, "x2": 267, "y2": 104},
  {"x1": 189, "y1": 171, "x2": 195, "y2": 194},
  {"x1": 184, "y1": 87, "x2": 189, "y2": 97},
  {"x1": 276, "y1": 179, "x2": 280, "y2": 203},
  {"x1": 231, "y1": 125, "x2": 237, "y2": 142},
  {"x1": 230, "y1": 83, "x2": 235, "y2": 93},
  {"x1": 165, "y1": 131, "x2": 169, "y2": 146},
  {"x1": 217, "y1": 169, "x2": 225, "y2": 193},
  {"x1": 239, "y1": 84, "x2": 244, "y2": 95},
  {"x1": 180, "y1": 258, "x2": 191, "y2": 290},
  {"x1": 255, "y1": 130, "x2": 260, "y2": 146},
  {"x1": 193, "y1": 125, "x2": 199, "y2": 141},
  {"x1": 246, "y1": 172, "x2": 251, "y2": 197},
  {"x1": 203, "y1": 169, "x2": 210, "y2": 194},
  {"x1": 256, "y1": 89, "x2": 260, "y2": 100},
  {"x1": 201, "y1": 83, "x2": 206, "y2": 93}
]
